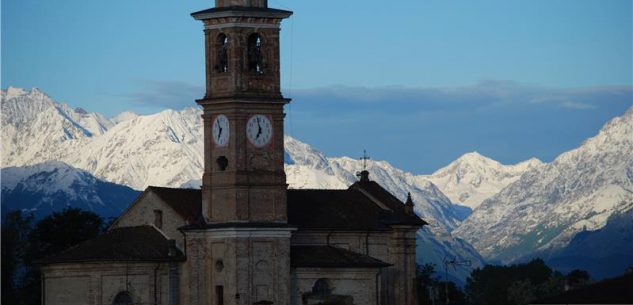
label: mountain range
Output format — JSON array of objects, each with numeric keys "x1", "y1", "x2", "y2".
[
  {"x1": 453, "y1": 106, "x2": 633, "y2": 265},
  {"x1": 2, "y1": 87, "x2": 631, "y2": 280},
  {"x1": 1, "y1": 161, "x2": 138, "y2": 218}
]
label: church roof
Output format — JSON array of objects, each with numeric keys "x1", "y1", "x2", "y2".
[
  {"x1": 287, "y1": 188, "x2": 424, "y2": 231},
  {"x1": 129, "y1": 176, "x2": 426, "y2": 232},
  {"x1": 38, "y1": 225, "x2": 185, "y2": 265},
  {"x1": 291, "y1": 245, "x2": 390, "y2": 268},
  {"x1": 349, "y1": 179, "x2": 427, "y2": 227}
]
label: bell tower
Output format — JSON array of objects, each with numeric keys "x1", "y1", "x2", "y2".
[
  {"x1": 193, "y1": 0, "x2": 292, "y2": 223},
  {"x1": 188, "y1": 2, "x2": 293, "y2": 305}
]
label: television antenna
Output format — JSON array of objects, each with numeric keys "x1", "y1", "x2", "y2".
[{"x1": 442, "y1": 256, "x2": 471, "y2": 305}]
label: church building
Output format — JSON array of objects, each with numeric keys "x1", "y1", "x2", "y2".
[{"x1": 39, "y1": 1, "x2": 426, "y2": 305}]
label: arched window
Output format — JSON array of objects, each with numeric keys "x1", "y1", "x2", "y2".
[
  {"x1": 216, "y1": 34, "x2": 229, "y2": 73},
  {"x1": 312, "y1": 278, "x2": 332, "y2": 297},
  {"x1": 112, "y1": 291, "x2": 133, "y2": 305},
  {"x1": 247, "y1": 33, "x2": 264, "y2": 74}
]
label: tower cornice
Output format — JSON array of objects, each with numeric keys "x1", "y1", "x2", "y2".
[
  {"x1": 191, "y1": 6, "x2": 292, "y2": 20},
  {"x1": 196, "y1": 96, "x2": 291, "y2": 107}
]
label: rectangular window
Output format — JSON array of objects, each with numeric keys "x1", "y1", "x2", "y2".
[
  {"x1": 154, "y1": 210, "x2": 163, "y2": 229},
  {"x1": 215, "y1": 285, "x2": 224, "y2": 305}
]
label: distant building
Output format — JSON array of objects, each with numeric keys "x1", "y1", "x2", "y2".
[{"x1": 39, "y1": 1, "x2": 426, "y2": 305}]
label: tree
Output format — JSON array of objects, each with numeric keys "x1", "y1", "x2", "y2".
[
  {"x1": 465, "y1": 258, "x2": 565, "y2": 305},
  {"x1": 416, "y1": 263, "x2": 466, "y2": 305},
  {"x1": 507, "y1": 279, "x2": 535, "y2": 305},
  {"x1": 1, "y1": 210, "x2": 34, "y2": 305},
  {"x1": 437, "y1": 280, "x2": 466, "y2": 305},
  {"x1": 19, "y1": 208, "x2": 106, "y2": 305},
  {"x1": 566, "y1": 269, "x2": 591, "y2": 289},
  {"x1": 416, "y1": 263, "x2": 440, "y2": 305}
]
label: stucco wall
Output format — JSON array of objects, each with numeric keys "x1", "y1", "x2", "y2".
[
  {"x1": 291, "y1": 268, "x2": 380, "y2": 305},
  {"x1": 290, "y1": 229, "x2": 418, "y2": 305},
  {"x1": 112, "y1": 191, "x2": 188, "y2": 249},
  {"x1": 44, "y1": 275, "x2": 89, "y2": 305},
  {"x1": 42, "y1": 262, "x2": 174, "y2": 305},
  {"x1": 291, "y1": 231, "x2": 391, "y2": 261}
]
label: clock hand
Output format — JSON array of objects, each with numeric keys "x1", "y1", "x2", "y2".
[{"x1": 256, "y1": 117, "x2": 262, "y2": 138}]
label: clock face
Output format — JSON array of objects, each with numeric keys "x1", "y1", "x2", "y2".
[
  {"x1": 212, "y1": 114, "x2": 230, "y2": 147},
  {"x1": 246, "y1": 114, "x2": 272, "y2": 147}
]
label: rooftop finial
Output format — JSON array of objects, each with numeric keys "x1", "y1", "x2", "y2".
[{"x1": 405, "y1": 192, "x2": 414, "y2": 215}]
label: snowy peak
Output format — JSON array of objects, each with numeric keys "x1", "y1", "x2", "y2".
[
  {"x1": 1, "y1": 161, "x2": 139, "y2": 218},
  {"x1": 111, "y1": 111, "x2": 139, "y2": 124},
  {"x1": 1, "y1": 88, "x2": 116, "y2": 169},
  {"x1": 454, "y1": 105, "x2": 633, "y2": 262},
  {"x1": 1, "y1": 87, "x2": 113, "y2": 136},
  {"x1": 426, "y1": 151, "x2": 543, "y2": 209},
  {"x1": 285, "y1": 137, "x2": 464, "y2": 231},
  {"x1": 62, "y1": 107, "x2": 204, "y2": 190},
  {"x1": 284, "y1": 135, "x2": 331, "y2": 172},
  {"x1": 1, "y1": 87, "x2": 56, "y2": 126},
  {"x1": 3, "y1": 86, "x2": 28, "y2": 98}
]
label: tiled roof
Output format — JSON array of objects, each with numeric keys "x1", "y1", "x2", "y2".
[
  {"x1": 291, "y1": 245, "x2": 390, "y2": 268},
  {"x1": 144, "y1": 180, "x2": 426, "y2": 231},
  {"x1": 38, "y1": 225, "x2": 185, "y2": 265},
  {"x1": 287, "y1": 189, "x2": 392, "y2": 231},
  {"x1": 349, "y1": 180, "x2": 427, "y2": 227}
]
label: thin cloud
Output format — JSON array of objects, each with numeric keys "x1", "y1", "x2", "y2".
[
  {"x1": 126, "y1": 80, "x2": 204, "y2": 109},
  {"x1": 562, "y1": 101, "x2": 596, "y2": 110},
  {"x1": 289, "y1": 81, "x2": 631, "y2": 113},
  {"x1": 284, "y1": 81, "x2": 632, "y2": 173}
]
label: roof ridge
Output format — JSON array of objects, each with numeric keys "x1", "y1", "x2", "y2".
[{"x1": 148, "y1": 185, "x2": 200, "y2": 191}]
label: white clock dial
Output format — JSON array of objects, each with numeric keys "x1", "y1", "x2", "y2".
[
  {"x1": 246, "y1": 114, "x2": 273, "y2": 147},
  {"x1": 212, "y1": 114, "x2": 230, "y2": 146}
]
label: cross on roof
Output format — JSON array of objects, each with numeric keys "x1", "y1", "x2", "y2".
[{"x1": 360, "y1": 149, "x2": 370, "y2": 170}]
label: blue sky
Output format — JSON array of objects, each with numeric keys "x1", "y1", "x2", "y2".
[{"x1": 2, "y1": 0, "x2": 632, "y2": 173}]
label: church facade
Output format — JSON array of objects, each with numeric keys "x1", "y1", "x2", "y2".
[{"x1": 39, "y1": 1, "x2": 426, "y2": 305}]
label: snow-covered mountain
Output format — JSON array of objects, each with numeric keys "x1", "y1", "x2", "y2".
[
  {"x1": 63, "y1": 108, "x2": 204, "y2": 189},
  {"x1": 1, "y1": 161, "x2": 139, "y2": 218},
  {"x1": 2, "y1": 87, "x2": 203, "y2": 189},
  {"x1": 1, "y1": 87, "x2": 113, "y2": 169},
  {"x1": 545, "y1": 208, "x2": 633, "y2": 279},
  {"x1": 285, "y1": 136, "x2": 468, "y2": 231},
  {"x1": 1, "y1": 87, "x2": 485, "y2": 281},
  {"x1": 425, "y1": 152, "x2": 544, "y2": 209},
  {"x1": 454, "y1": 107, "x2": 633, "y2": 264},
  {"x1": 282, "y1": 137, "x2": 488, "y2": 280}
]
